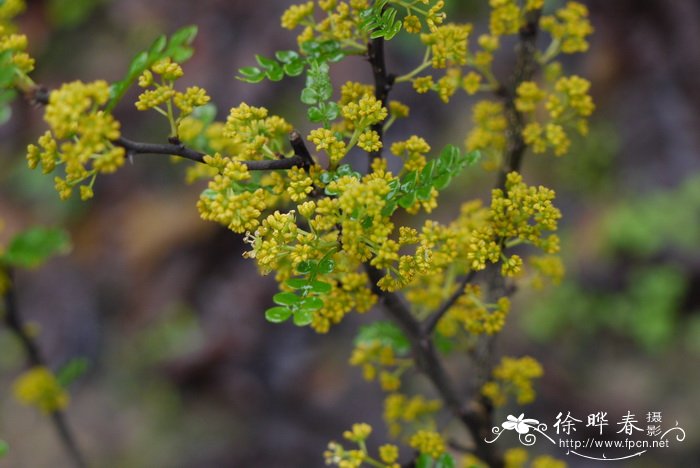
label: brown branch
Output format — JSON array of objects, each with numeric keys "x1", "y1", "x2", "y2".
[
  {"x1": 496, "y1": 9, "x2": 543, "y2": 189},
  {"x1": 365, "y1": 266, "x2": 503, "y2": 467},
  {"x1": 367, "y1": 37, "x2": 395, "y2": 164},
  {"x1": 26, "y1": 85, "x2": 313, "y2": 172},
  {"x1": 2, "y1": 269, "x2": 88, "y2": 468}
]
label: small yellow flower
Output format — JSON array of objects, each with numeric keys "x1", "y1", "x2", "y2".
[{"x1": 13, "y1": 367, "x2": 69, "y2": 414}]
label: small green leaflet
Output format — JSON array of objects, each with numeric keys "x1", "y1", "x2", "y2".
[
  {"x1": 416, "y1": 453, "x2": 456, "y2": 468},
  {"x1": 359, "y1": 0, "x2": 402, "y2": 40},
  {"x1": 382, "y1": 146, "x2": 480, "y2": 216},
  {"x1": 264, "y1": 255, "x2": 335, "y2": 327},
  {"x1": 355, "y1": 321, "x2": 411, "y2": 355},
  {"x1": 56, "y1": 357, "x2": 90, "y2": 388},
  {"x1": 1, "y1": 227, "x2": 71, "y2": 269},
  {"x1": 107, "y1": 25, "x2": 198, "y2": 111}
]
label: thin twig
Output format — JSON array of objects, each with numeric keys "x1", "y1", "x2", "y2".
[
  {"x1": 424, "y1": 270, "x2": 477, "y2": 336},
  {"x1": 367, "y1": 37, "x2": 395, "y2": 165},
  {"x1": 2, "y1": 269, "x2": 88, "y2": 468},
  {"x1": 496, "y1": 9, "x2": 542, "y2": 189},
  {"x1": 27, "y1": 86, "x2": 312, "y2": 172}
]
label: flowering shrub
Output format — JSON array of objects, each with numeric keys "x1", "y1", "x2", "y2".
[{"x1": 0, "y1": 1, "x2": 594, "y2": 466}]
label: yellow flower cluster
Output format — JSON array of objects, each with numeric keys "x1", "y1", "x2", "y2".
[
  {"x1": 0, "y1": 21, "x2": 34, "y2": 75},
  {"x1": 0, "y1": 0, "x2": 24, "y2": 22},
  {"x1": 489, "y1": 0, "x2": 522, "y2": 36},
  {"x1": 224, "y1": 103, "x2": 293, "y2": 159},
  {"x1": 467, "y1": 172, "x2": 560, "y2": 272},
  {"x1": 311, "y1": 271, "x2": 376, "y2": 333},
  {"x1": 282, "y1": 1, "x2": 368, "y2": 47},
  {"x1": 481, "y1": 356, "x2": 543, "y2": 406},
  {"x1": 540, "y1": 2, "x2": 593, "y2": 54},
  {"x1": 286, "y1": 165, "x2": 314, "y2": 201},
  {"x1": 343, "y1": 422, "x2": 372, "y2": 442},
  {"x1": 520, "y1": 76, "x2": 594, "y2": 156},
  {"x1": 529, "y1": 254, "x2": 565, "y2": 289},
  {"x1": 13, "y1": 366, "x2": 69, "y2": 413},
  {"x1": 309, "y1": 127, "x2": 348, "y2": 165},
  {"x1": 281, "y1": 1, "x2": 315, "y2": 30},
  {"x1": 437, "y1": 285, "x2": 511, "y2": 336},
  {"x1": 409, "y1": 430, "x2": 446, "y2": 459},
  {"x1": 341, "y1": 94, "x2": 388, "y2": 129},
  {"x1": 384, "y1": 393, "x2": 441, "y2": 438},
  {"x1": 465, "y1": 100, "x2": 507, "y2": 169},
  {"x1": 350, "y1": 338, "x2": 410, "y2": 392},
  {"x1": 135, "y1": 58, "x2": 211, "y2": 127},
  {"x1": 196, "y1": 154, "x2": 268, "y2": 233},
  {"x1": 26, "y1": 80, "x2": 125, "y2": 200},
  {"x1": 420, "y1": 23, "x2": 472, "y2": 69},
  {"x1": 324, "y1": 422, "x2": 401, "y2": 468},
  {"x1": 502, "y1": 448, "x2": 567, "y2": 468},
  {"x1": 390, "y1": 136, "x2": 430, "y2": 173}
]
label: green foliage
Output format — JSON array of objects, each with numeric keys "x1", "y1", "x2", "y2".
[
  {"x1": 239, "y1": 39, "x2": 344, "y2": 127},
  {"x1": 383, "y1": 146, "x2": 480, "y2": 215},
  {"x1": 1, "y1": 227, "x2": 70, "y2": 269},
  {"x1": 0, "y1": 49, "x2": 19, "y2": 125},
  {"x1": 417, "y1": 453, "x2": 456, "y2": 468},
  {"x1": 360, "y1": 0, "x2": 402, "y2": 40},
  {"x1": 355, "y1": 321, "x2": 411, "y2": 355},
  {"x1": 0, "y1": 440, "x2": 8, "y2": 458},
  {"x1": 56, "y1": 357, "x2": 89, "y2": 388},
  {"x1": 47, "y1": 0, "x2": 99, "y2": 28},
  {"x1": 266, "y1": 254, "x2": 336, "y2": 326},
  {"x1": 107, "y1": 25, "x2": 198, "y2": 111}
]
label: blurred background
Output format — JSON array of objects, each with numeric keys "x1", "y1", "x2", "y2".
[{"x1": 1, "y1": 0, "x2": 699, "y2": 467}]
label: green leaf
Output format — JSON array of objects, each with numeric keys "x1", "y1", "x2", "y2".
[
  {"x1": 0, "y1": 440, "x2": 8, "y2": 458},
  {"x1": 127, "y1": 51, "x2": 149, "y2": 77},
  {"x1": 148, "y1": 35, "x2": 167, "y2": 59},
  {"x1": 309, "y1": 280, "x2": 332, "y2": 294},
  {"x1": 273, "y1": 292, "x2": 301, "y2": 306},
  {"x1": 2, "y1": 227, "x2": 70, "y2": 269},
  {"x1": 255, "y1": 54, "x2": 278, "y2": 69},
  {"x1": 300, "y1": 296, "x2": 324, "y2": 311},
  {"x1": 416, "y1": 453, "x2": 433, "y2": 468},
  {"x1": 285, "y1": 278, "x2": 309, "y2": 289},
  {"x1": 435, "y1": 453, "x2": 456, "y2": 468},
  {"x1": 398, "y1": 191, "x2": 417, "y2": 208},
  {"x1": 0, "y1": 104, "x2": 12, "y2": 126},
  {"x1": 433, "y1": 331, "x2": 455, "y2": 354},
  {"x1": 275, "y1": 50, "x2": 300, "y2": 63},
  {"x1": 433, "y1": 173, "x2": 451, "y2": 190},
  {"x1": 308, "y1": 106, "x2": 324, "y2": 122},
  {"x1": 201, "y1": 188, "x2": 218, "y2": 200},
  {"x1": 318, "y1": 258, "x2": 335, "y2": 274},
  {"x1": 324, "y1": 102, "x2": 339, "y2": 121},
  {"x1": 293, "y1": 309, "x2": 314, "y2": 326},
  {"x1": 355, "y1": 321, "x2": 411, "y2": 355},
  {"x1": 56, "y1": 357, "x2": 89, "y2": 387},
  {"x1": 191, "y1": 103, "x2": 217, "y2": 124},
  {"x1": 238, "y1": 66, "x2": 266, "y2": 83},
  {"x1": 265, "y1": 306, "x2": 293, "y2": 323},
  {"x1": 265, "y1": 63, "x2": 285, "y2": 82},
  {"x1": 169, "y1": 46, "x2": 194, "y2": 62},
  {"x1": 297, "y1": 260, "x2": 315, "y2": 274},
  {"x1": 169, "y1": 25, "x2": 198, "y2": 48},
  {"x1": 284, "y1": 60, "x2": 305, "y2": 77},
  {"x1": 300, "y1": 87, "x2": 319, "y2": 105}
]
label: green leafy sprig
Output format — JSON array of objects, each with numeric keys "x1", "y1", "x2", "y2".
[
  {"x1": 107, "y1": 25, "x2": 198, "y2": 111},
  {"x1": 359, "y1": 0, "x2": 402, "y2": 40},
  {"x1": 265, "y1": 252, "x2": 336, "y2": 326},
  {"x1": 382, "y1": 145, "x2": 480, "y2": 215}
]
